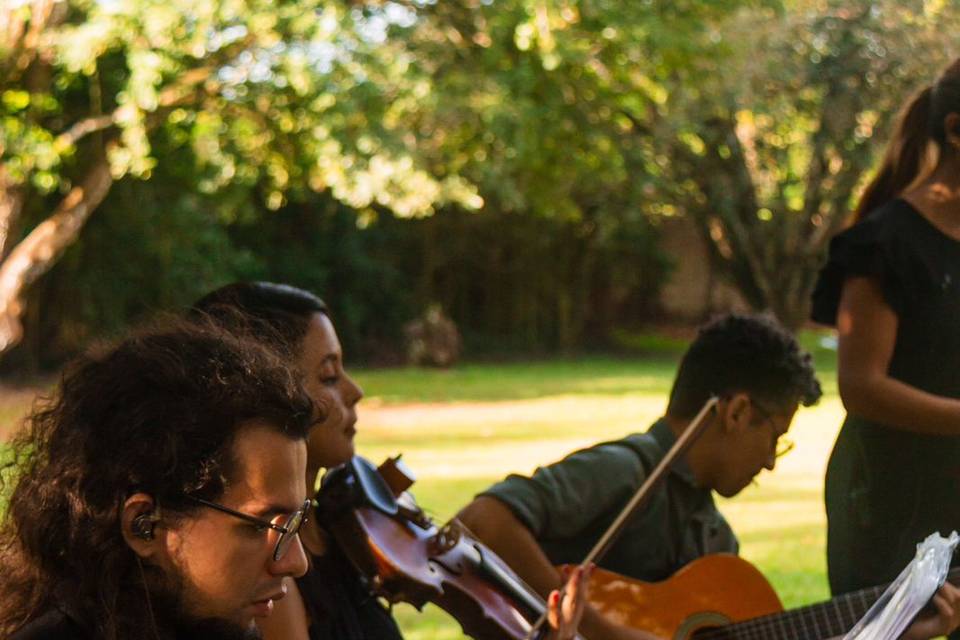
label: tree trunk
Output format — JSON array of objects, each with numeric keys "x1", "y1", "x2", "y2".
[
  {"x1": 0, "y1": 167, "x2": 25, "y2": 260},
  {"x1": 0, "y1": 159, "x2": 113, "y2": 354}
]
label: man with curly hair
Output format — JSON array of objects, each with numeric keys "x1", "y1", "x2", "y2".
[
  {"x1": 0, "y1": 320, "x2": 315, "y2": 640},
  {"x1": 459, "y1": 313, "x2": 823, "y2": 639}
]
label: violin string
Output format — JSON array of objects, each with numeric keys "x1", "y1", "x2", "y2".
[
  {"x1": 450, "y1": 516, "x2": 552, "y2": 624},
  {"x1": 453, "y1": 517, "x2": 550, "y2": 609}
]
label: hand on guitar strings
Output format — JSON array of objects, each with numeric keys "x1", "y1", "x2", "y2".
[
  {"x1": 902, "y1": 581, "x2": 960, "y2": 640},
  {"x1": 545, "y1": 563, "x2": 594, "y2": 640}
]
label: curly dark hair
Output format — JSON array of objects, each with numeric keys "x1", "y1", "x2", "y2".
[
  {"x1": 0, "y1": 319, "x2": 314, "y2": 639},
  {"x1": 191, "y1": 282, "x2": 327, "y2": 357},
  {"x1": 666, "y1": 313, "x2": 822, "y2": 419}
]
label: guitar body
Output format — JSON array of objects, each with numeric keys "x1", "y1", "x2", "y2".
[{"x1": 575, "y1": 554, "x2": 784, "y2": 639}]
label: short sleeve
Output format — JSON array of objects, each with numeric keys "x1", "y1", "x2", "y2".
[
  {"x1": 810, "y1": 212, "x2": 906, "y2": 326},
  {"x1": 478, "y1": 443, "x2": 646, "y2": 539}
]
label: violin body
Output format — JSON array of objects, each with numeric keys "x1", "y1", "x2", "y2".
[
  {"x1": 317, "y1": 456, "x2": 565, "y2": 640},
  {"x1": 341, "y1": 505, "x2": 540, "y2": 639}
]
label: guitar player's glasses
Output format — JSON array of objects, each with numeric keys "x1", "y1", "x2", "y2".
[{"x1": 750, "y1": 401, "x2": 795, "y2": 459}]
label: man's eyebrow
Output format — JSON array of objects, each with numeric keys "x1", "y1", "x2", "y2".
[{"x1": 249, "y1": 502, "x2": 300, "y2": 519}]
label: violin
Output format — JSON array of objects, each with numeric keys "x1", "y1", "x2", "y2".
[{"x1": 315, "y1": 455, "x2": 584, "y2": 640}]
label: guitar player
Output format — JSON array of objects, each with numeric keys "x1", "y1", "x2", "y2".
[{"x1": 458, "y1": 313, "x2": 960, "y2": 640}]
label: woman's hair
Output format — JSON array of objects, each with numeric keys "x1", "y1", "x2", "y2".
[
  {"x1": 855, "y1": 57, "x2": 960, "y2": 221},
  {"x1": 0, "y1": 319, "x2": 314, "y2": 638},
  {"x1": 666, "y1": 313, "x2": 822, "y2": 419},
  {"x1": 192, "y1": 282, "x2": 328, "y2": 357}
]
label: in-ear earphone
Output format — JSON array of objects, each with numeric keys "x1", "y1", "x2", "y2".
[{"x1": 131, "y1": 513, "x2": 159, "y2": 541}]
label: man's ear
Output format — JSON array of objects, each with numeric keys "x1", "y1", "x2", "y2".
[
  {"x1": 719, "y1": 392, "x2": 751, "y2": 434},
  {"x1": 121, "y1": 493, "x2": 161, "y2": 559}
]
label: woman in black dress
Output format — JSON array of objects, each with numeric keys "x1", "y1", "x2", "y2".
[
  {"x1": 812, "y1": 58, "x2": 960, "y2": 610},
  {"x1": 193, "y1": 282, "x2": 591, "y2": 640}
]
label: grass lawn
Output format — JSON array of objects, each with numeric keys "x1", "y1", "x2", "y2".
[{"x1": 0, "y1": 331, "x2": 844, "y2": 639}]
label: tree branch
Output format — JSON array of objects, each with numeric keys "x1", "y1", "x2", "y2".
[
  {"x1": 55, "y1": 65, "x2": 218, "y2": 150},
  {"x1": 0, "y1": 157, "x2": 113, "y2": 352}
]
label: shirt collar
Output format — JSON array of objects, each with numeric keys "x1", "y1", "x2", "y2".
[{"x1": 649, "y1": 417, "x2": 700, "y2": 487}]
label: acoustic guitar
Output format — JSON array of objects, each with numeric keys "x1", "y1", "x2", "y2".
[{"x1": 575, "y1": 553, "x2": 958, "y2": 640}]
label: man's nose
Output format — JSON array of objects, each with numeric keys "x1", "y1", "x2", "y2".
[
  {"x1": 271, "y1": 533, "x2": 309, "y2": 578},
  {"x1": 764, "y1": 450, "x2": 777, "y2": 471}
]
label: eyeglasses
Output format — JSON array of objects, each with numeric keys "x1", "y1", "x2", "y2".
[
  {"x1": 750, "y1": 400, "x2": 795, "y2": 459},
  {"x1": 185, "y1": 495, "x2": 311, "y2": 562}
]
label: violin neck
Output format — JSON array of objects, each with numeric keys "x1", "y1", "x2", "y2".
[
  {"x1": 469, "y1": 540, "x2": 586, "y2": 640},
  {"x1": 472, "y1": 541, "x2": 547, "y2": 614}
]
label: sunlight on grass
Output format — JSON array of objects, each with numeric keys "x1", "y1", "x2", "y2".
[{"x1": 353, "y1": 357, "x2": 681, "y2": 404}]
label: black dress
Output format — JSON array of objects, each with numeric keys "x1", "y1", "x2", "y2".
[
  {"x1": 811, "y1": 198, "x2": 960, "y2": 597},
  {"x1": 296, "y1": 541, "x2": 405, "y2": 640}
]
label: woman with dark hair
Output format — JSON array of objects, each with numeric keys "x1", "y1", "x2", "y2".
[
  {"x1": 193, "y1": 282, "x2": 591, "y2": 640},
  {"x1": 812, "y1": 57, "x2": 960, "y2": 604}
]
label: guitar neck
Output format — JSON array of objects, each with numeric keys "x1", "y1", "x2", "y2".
[{"x1": 696, "y1": 567, "x2": 960, "y2": 640}]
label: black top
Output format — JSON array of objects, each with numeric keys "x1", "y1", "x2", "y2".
[
  {"x1": 10, "y1": 608, "x2": 90, "y2": 640},
  {"x1": 296, "y1": 541, "x2": 404, "y2": 640},
  {"x1": 811, "y1": 198, "x2": 960, "y2": 398},
  {"x1": 9, "y1": 608, "x2": 201, "y2": 640}
]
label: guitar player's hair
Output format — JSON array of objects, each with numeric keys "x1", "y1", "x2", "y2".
[{"x1": 666, "y1": 313, "x2": 821, "y2": 419}]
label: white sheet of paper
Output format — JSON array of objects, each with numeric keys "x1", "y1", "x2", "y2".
[{"x1": 843, "y1": 531, "x2": 959, "y2": 640}]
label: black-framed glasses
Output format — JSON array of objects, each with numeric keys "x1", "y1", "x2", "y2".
[
  {"x1": 750, "y1": 400, "x2": 795, "y2": 459},
  {"x1": 185, "y1": 495, "x2": 311, "y2": 562}
]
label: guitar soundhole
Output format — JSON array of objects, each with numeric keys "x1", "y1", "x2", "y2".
[
  {"x1": 680, "y1": 612, "x2": 733, "y2": 640},
  {"x1": 690, "y1": 626, "x2": 734, "y2": 640}
]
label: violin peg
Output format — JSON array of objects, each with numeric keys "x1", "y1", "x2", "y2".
[{"x1": 379, "y1": 455, "x2": 416, "y2": 496}]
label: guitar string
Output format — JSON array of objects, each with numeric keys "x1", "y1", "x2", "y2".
[{"x1": 689, "y1": 587, "x2": 876, "y2": 640}]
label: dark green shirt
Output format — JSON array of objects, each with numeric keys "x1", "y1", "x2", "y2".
[{"x1": 480, "y1": 418, "x2": 738, "y2": 582}]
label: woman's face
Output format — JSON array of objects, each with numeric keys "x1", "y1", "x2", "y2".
[{"x1": 297, "y1": 313, "x2": 363, "y2": 469}]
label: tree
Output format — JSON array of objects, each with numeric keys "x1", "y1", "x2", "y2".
[
  {"x1": 629, "y1": 0, "x2": 960, "y2": 328},
  {"x1": 0, "y1": 0, "x2": 480, "y2": 356},
  {"x1": 366, "y1": 0, "x2": 758, "y2": 345}
]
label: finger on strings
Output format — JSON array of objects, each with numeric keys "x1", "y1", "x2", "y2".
[
  {"x1": 562, "y1": 563, "x2": 595, "y2": 626},
  {"x1": 547, "y1": 590, "x2": 561, "y2": 631},
  {"x1": 561, "y1": 565, "x2": 581, "y2": 621}
]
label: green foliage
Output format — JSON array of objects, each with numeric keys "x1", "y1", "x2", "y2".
[
  {"x1": 1, "y1": 0, "x2": 483, "y2": 218},
  {"x1": 382, "y1": 0, "x2": 762, "y2": 223},
  {"x1": 13, "y1": 169, "x2": 256, "y2": 369},
  {"x1": 226, "y1": 196, "x2": 417, "y2": 362},
  {"x1": 10, "y1": 0, "x2": 956, "y2": 362}
]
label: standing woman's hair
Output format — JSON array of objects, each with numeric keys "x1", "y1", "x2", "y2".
[{"x1": 855, "y1": 58, "x2": 960, "y2": 222}]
